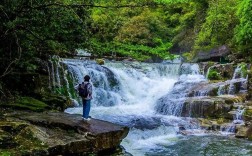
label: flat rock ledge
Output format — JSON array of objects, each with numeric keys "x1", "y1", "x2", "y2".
[{"x1": 0, "y1": 111, "x2": 129, "y2": 155}]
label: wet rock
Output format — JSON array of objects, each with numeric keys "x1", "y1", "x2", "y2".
[
  {"x1": 198, "y1": 62, "x2": 217, "y2": 76},
  {"x1": 129, "y1": 117, "x2": 161, "y2": 130},
  {"x1": 206, "y1": 63, "x2": 234, "y2": 80},
  {"x1": 195, "y1": 45, "x2": 230, "y2": 62},
  {"x1": 235, "y1": 125, "x2": 249, "y2": 138},
  {"x1": 37, "y1": 94, "x2": 73, "y2": 111},
  {"x1": 0, "y1": 111, "x2": 129, "y2": 155},
  {"x1": 243, "y1": 108, "x2": 252, "y2": 122},
  {"x1": 181, "y1": 96, "x2": 243, "y2": 118},
  {"x1": 187, "y1": 78, "x2": 248, "y2": 97},
  {"x1": 96, "y1": 59, "x2": 105, "y2": 65}
]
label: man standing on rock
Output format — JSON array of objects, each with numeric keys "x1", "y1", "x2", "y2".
[{"x1": 78, "y1": 75, "x2": 93, "y2": 120}]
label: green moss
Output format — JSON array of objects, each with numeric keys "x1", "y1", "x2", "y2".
[
  {"x1": 182, "y1": 52, "x2": 194, "y2": 62},
  {"x1": 0, "y1": 122, "x2": 47, "y2": 155},
  {"x1": 238, "y1": 62, "x2": 248, "y2": 78},
  {"x1": 0, "y1": 151, "x2": 12, "y2": 156},
  {"x1": 67, "y1": 73, "x2": 78, "y2": 99},
  {"x1": 244, "y1": 109, "x2": 252, "y2": 117},
  {"x1": 207, "y1": 69, "x2": 222, "y2": 80},
  {"x1": 216, "y1": 117, "x2": 229, "y2": 124},
  {"x1": 2, "y1": 97, "x2": 49, "y2": 112},
  {"x1": 207, "y1": 61, "x2": 215, "y2": 67},
  {"x1": 15, "y1": 127, "x2": 48, "y2": 150},
  {"x1": 96, "y1": 58, "x2": 105, "y2": 65},
  {"x1": 39, "y1": 93, "x2": 71, "y2": 111}
]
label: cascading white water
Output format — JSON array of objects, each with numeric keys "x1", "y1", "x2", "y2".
[
  {"x1": 59, "y1": 60, "x2": 210, "y2": 155},
  {"x1": 49, "y1": 59, "x2": 252, "y2": 156},
  {"x1": 64, "y1": 60, "x2": 181, "y2": 113},
  {"x1": 155, "y1": 63, "x2": 207, "y2": 116},
  {"x1": 222, "y1": 105, "x2": 245, "y2": 134},
  {"x1": 217, "y1": 65, "x2": 247, "y2": 133}
]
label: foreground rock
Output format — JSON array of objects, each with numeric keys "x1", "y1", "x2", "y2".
[{"x1": 0, "y1": 111, "x2": 129, "y2": 155}]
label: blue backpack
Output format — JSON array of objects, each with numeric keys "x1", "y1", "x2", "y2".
[{"x1": 78, "y1": 82, "x2": 89, "y2": 98}]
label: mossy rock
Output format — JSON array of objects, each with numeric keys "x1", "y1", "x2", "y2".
[
  {"x1": 0, "y1": 121, "x2": 47, "y2": 155},
  {"x1": 206, "y1": 63, "x2": 234, "y2": 80},
  {"x1": 243, "y1": 108, "x2": 252, "y2": 122},
  {"x1": 38, "y1": 93, "x2": 73, "y2": 111},
  {"x1": 1, "y1": 97, "x2": 49, "y2": 112},
  {"x1": 96, "y1": 59, "x2": 105, "y2": 65}
]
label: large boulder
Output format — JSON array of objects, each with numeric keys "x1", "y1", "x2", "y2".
[
  {"x1": 195, "y1": 45, "x2": 230, "y2": 62},
  {"x1": 0, "y1": 111, "x2": 129, "y2": 155}
]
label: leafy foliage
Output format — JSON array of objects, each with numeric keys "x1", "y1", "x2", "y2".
[
  {"x1": 90, "y1": 40, "x2": 173, "y2": 61},
  {"x1": 1, "y1": 0, "x2": 252, "y2": 78},
  {"x1": 154, "y1": 0, "x2": 189, "y2": 4},
  {"x1": 0, "y1": 0, "x2": 92, "y2": 75},
  {"x1": 207, "y1": 69, "x2": 221, "y2": 80},
  {"x1": 194, "y1": 0, "x2": 238, "y2": 51},
  {"x1": 234, "y1": 0, "x2": 252, "y2": 60}
]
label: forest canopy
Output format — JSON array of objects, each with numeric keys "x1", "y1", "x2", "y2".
[{"x1": 0, "y1": 0, "x2": 252, "y2": 78}]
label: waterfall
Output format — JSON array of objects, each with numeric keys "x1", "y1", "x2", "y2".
[
  {"x1": 49, "y1": 59, "x2": 251, "y2": 155},
  {"x1": 60, "y1": 59, "x2": 181, "y2": 109}
]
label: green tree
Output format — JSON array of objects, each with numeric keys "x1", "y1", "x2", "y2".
[
  {"x1": 194, "y1": 0, "x2": 238, "y2": 51},
  {"x1": 115, "y1": 8, "x2": 169, "y2": 46},
  {"x1": 234, "y1": 0, "x2": 252, "y2": 61},
  {"x1": 0, "y1": 0, "x2": 92, "y2": 76}
]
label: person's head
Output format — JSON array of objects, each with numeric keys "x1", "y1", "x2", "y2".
[{"x1": 84, "y1": 75, "x2": 90, "y2": 82}]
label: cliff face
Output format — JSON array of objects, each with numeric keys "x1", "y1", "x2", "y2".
[{"x1": 0, "y1": 111, "x2": 129, "y2": 155}]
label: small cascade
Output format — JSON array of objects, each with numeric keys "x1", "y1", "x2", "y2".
[
  {"x1": 193, "y1": 90, "x2": 208, "y2": 97},
  {"x1": 222, "y1": 105, "x2": 244, "y2": 133},
  {"x1": 61, "y1": 66, "x2": 71, "y2": 97},
  {"x1": 212, "y1": 64, "x2": 249, "y2": 96},
  {"x1": 217, "y1": 85, "x2": 225, "y2": 95},
  {"x1": 49, "y1": 60, "x2": 56, "y2": 88},
  {"x1": 55, "y1": 61, "x2": 61, "y2": 88},
  {"x1": 47, "y1": 62, "x2": 52, "y2": 90},
  {"x1": 228, "y1": 64, "x2": 248, "y2": 95},
  {"x1": 48, "y1": 56, "x2": 78, "y2": 99},
  {"x1": 155, "y1": 63, "x2": 207, "y2": 116},
  {"x1": 234, "y1": 106, "x2": 245, "y2": 124}
]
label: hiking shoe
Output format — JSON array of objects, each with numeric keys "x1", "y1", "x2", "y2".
[
  {"x1": 87, "y1": 118, "x2": 91, "y2": 121},
  {"x1": 82, "y1": 117, "x2": 91, "y2": 121}
]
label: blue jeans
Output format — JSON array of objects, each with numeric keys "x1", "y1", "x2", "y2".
[{"x1": 82, "y1": 100, "x2": 91, "y2": 118}]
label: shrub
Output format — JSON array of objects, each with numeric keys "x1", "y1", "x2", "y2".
[{"x1": 207, "y1": 69, "x2": 221, "y2": 80}]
